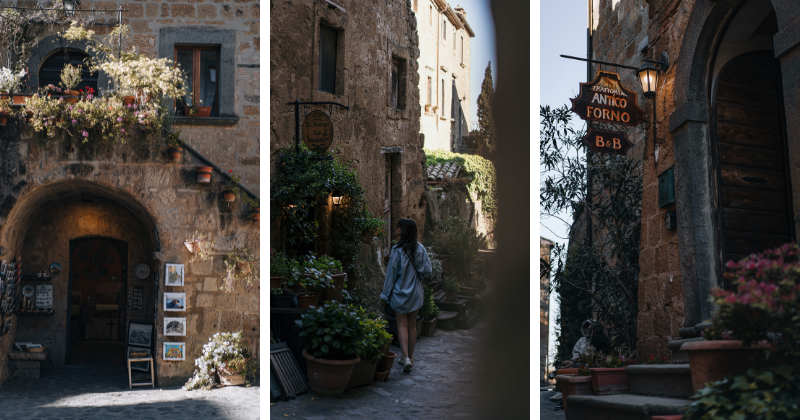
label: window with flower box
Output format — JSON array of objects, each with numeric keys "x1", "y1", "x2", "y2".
[
  {"x1": 39, "y1": 50, "x2": 97, "y2": 94},
  {"x1": 174, "y1": 46, "x2": 220, "y2": 117}
]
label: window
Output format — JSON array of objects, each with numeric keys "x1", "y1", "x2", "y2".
[
  {"x1": 390, "y1": 56, "x2": 406, "y2": 110},
  {"x1": 319, "y1": 25, "x2": 338, "y2": 94},
  {"x1": 453, "y1": 29, "x2": 456, "y2": 49},
  {"x1": 39, "y1": 50, "x2": 97, "y2": 92},
  {"x1": 429, "y1": 6, "x2": 433, "y2": 26},
  {"x1": 461, "y1": 36, "x2": 464, "y2": 63},
  {"x1": 175, "y1": 46, "x2": 220, "y2": 117},
  {"x1": 443, "y1": 20, "x2": 446, "y2": 40},
  {"x1": 441, "y1": 80, "x2": 445, "y2": 115},
  {"x1": 426, "y1": 76, "x2": 432, "y2": 106}
]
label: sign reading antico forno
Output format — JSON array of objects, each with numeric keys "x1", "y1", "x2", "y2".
[
  {"x1": 570, "y1": 70, "x2": 645, "y2": 126},
  {"x1": 583, "y1": 128, "x2": 633, "y2": 156},
  {"x1": 302, "y1": 110, "x2": 334, "y2": 152}
]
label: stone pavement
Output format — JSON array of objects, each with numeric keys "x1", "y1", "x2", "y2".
[
  {"x1": 271, "y1": 321, "x2": 488, "y2": 419},
  {"x1": 0, "y1": 366, "x2": 259, "y2": 420},
  {"x1": 540, "y1": 390, "x2": 566, "y2": 420}
]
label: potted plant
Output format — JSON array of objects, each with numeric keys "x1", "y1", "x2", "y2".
[
  {"x1": 442, "y1": 275, "x2": 459, "y2": 302},
  {"x1": 347, "y1": 315, "x2": 391, "y2": 389},
  {"x1": 424, "y1": 103, "x2": 432, "y2": 113},
  {"x1": 185, "y1": 331, "x2": 253, "y2": 390},
  {"x1": 359, "y1": 214, "x2": 384, "y2": 243},
  {"x1": 185, "y1": 231, "x2": 216, "y2": 262},
  {"x1": 419, "y1": 286, "x2": 440, "y2": 337},
  {"x1": 59, "y1": 64, "x2": 82, "y2": 104},
  {"x1": 221, "y1": 170, "x2": 239, "y2": 203},
  {"x1": 0, "y1": 67, "x2": 26, "y2": 103},
  {"x1": 681, "y1": 243, "x2": 798, "y2": 391},
  {"x1": 377, "y1": 347, "x2": 396, "y2": 379},
  {"x1": 300, "y1": 254, "x2": 346, "y2": 302},
  {"x1": 186, "y1": 99, "x2": 211, "y2": 117},
  {"x1": 165, "y1": 131, "x2": 183, "y2": 163},
  {"x1": 289, "y1": 264, "x2": 331, "y2": 309},
  {"x1": 270, "y1": 250, "x2": 293, "y2": 289},
  {"x1": 589, "y1": 349, "x2": 632, "y2": 395},
  {"x1": 296, "y1": 302, "x2": 363, "y2": 397},
  {"x1": 556, "y1": 366, "x2": 593, "y2": 413},
  {"x1": 432, "y1": 105, "x2": 439, "y2": 113},
  {"x1": 271, "y1": 288, "x2": 294, "y2": 308}
]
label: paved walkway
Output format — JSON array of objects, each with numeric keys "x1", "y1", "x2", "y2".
[
  {"x1": 271, "y1": 321, "x2": 488, "y2": 419},
  {"x1": 0, "y1": 366, "x2": 259, "y2": 420},
  {"x1": 540, "y1": 390, "x2": 566, "y2": 420}
]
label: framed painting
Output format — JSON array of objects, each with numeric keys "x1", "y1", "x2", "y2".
[
  {"x1": 163, "y1": 342, "x2": 185, "y2": 361},
  {"x1": 164, "y1": 317, "x2": 186, "y2": 336},
  {"x1": 164, "y1": 293, "x2": 186, "y2": 312},
  {"x1": 127, "y1": 322, "x2": 153, "y2": 348},
  {"x1": 165, "y1": 264, "x2": 184, "y2": 287}
]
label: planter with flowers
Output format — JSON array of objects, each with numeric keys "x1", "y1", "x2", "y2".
[
  {"x1": 288, "y1": 265, "x2": 329, "y2": 309},
  {"x1": 186, "y1": 100, "x2": 211, "y2": 117},
  {"x1": 300, "y1": 254, "x2": 346, "y2": 302},
  {"x1": 185, "y1": 231, "x2": 216, "y2": 263},
  {"x1": 222, "y1": 247, "x2": 259, "y2": 293},
  {"x1": 59, "y1": 64, "x2": 82, "y2": 104},
  {"x1": 556, "y1": 367, "x2": 593, "y2": 413},
  {"x1": 589, "y1": 351, "x2": 632, "y2": 395},
  {"x1": 296, "y1": 302, "x2": 364, "y2": 397},
  {"x1": 185, "y1": 331, "x2": 255, "y2": 390},
  {"x1": 347, "y1": 316, "x2": 392, "y2": 389}
]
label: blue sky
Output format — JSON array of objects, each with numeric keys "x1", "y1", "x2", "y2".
[{"x1": 453, "y1": 0, "x2": 497, "y2": 126}]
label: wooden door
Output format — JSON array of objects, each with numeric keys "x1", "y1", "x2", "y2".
[{"x1": 713, "y1": 50, "x2": 794, "y2": 278}]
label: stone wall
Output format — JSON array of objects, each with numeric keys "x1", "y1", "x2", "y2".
[
  {"x1": 422, "y1": 189, "x2": 494, "y2": 246},
  {"x1": 270, "y1": 0, "x2": 425, "y2": 255},
  {"x1": 0, "y1": 0, "x2": 259, "y2": 383},
  {"x1": 539, "y1": 238, "x2": 552, "y2": 385},
  {"x1": 416, "y1": 1, "x2": 473, "y2": 152}
]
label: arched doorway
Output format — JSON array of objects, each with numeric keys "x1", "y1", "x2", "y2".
[{"x1": 709, "y1": 1, "x2": 792, "y2": 287}]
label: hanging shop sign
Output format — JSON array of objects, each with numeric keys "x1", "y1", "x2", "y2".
[
  {"x1": 570, "y1": 70, "x2": 645, "y2": 126},
  {"x1": 302, "y1": 110, "x2": 334, "y2": 152},
  {"x1": 583, "y1": 128, "x2": 633, "y2": 156}
]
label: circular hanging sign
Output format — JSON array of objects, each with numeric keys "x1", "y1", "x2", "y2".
[
  {"x1": 22, "y1": 285, "x2": 34, "y2": 298},
  {"x1": 134, "y1": 263, "x2": 150, "y2": 280},
  {"x1": 302, "y1": 110, "x2": 334, "y2": 152},
  {"x1": 50, "y1": 263, "x2": 62, "y2": 275}
]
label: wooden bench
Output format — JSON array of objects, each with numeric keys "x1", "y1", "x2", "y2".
[
  {"x1": 8, "y1": 349, "x2": 48, "y2": 378},
  {"x1": 127, "y1": 357, "x2": 155, "y2": 389}
]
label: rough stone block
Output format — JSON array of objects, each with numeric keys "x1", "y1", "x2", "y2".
[
  {"x1": 220, "y1": 311, "x2": 243, "y2": 331},
  {"x1": 172, "y1": 4, "x2": 196, "y2": 17},
  {"x1": 197, "y1": 4, "x2": 217, "y2": 19},
  {"x1": 196, "y1": 293, "x2": 215, "y2": 308},
  {"x1": 203, "y1": 277, "x2": 218, "y2": 291}
]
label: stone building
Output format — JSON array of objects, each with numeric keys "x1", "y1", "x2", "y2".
[
  {"x1": 0, "y1": 0, "x2": 260, "y2": 387},
  {"x1": 539, "y1": 237, "x2": 553, "y2": 386},
  {"x1": 270, "y1": 0, "x2": 426, "y2": 257},
  {"x1": 586, "y1": 0, "x2": 800, "y2": 359},
  {"x1": 415, "y1": 1, "x2": 474, "y2": 152}
]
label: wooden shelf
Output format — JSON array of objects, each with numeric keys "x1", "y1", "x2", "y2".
[{"x1": 15, "y1": 311, "x2": 55, "y2": 316}]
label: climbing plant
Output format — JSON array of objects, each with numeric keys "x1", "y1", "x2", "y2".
[
  {"x1": 270, "y1": 145, "x2": 383, "y2": 271},
  {"x1": 424, "y1": 148, "x2": 497, "y2": 220},
  {"x1": 541, "y1": 104, "x2": 642, "y2": 356}
]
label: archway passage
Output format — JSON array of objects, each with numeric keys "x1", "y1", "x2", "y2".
[
  {"x1": 67, "y1": 237, "x2": 128, "y2": 367},
  {"x1": 713, "y1": 50, "x2": 794, "y2": 277}
]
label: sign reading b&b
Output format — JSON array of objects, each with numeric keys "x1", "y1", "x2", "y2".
[{"x1": 570, "y1": 70, "x2": 645, "y2": 126}]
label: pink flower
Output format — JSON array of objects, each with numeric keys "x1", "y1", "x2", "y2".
[
  {"x1": 71, "y1": 119, "x2": 77, "y2": 124},
  {"x1": 120, "y1": 128, "x2": 125, "y2": 132},
  {"x1": 117, "y1": 117, "x2": 123, "y2": 122},
  {"x1": 82, "y1": 131, "x2": 89, "y2": 137}
]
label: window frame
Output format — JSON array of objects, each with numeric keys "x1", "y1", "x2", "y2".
[
  {"x1": 173, "y1": 45, "x2": 221, "y2": 117},
  {"x1": 319, "y1": 24, "x2": 338, "y2": 94}
]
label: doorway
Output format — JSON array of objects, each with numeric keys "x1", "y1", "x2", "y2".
[{"x1": 67, "y1": 237, "x2": 128, "y2": 366}]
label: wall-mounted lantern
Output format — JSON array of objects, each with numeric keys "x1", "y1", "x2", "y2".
[{"x1": 63, "y1": 0, "x2": 76, "y2": 16}]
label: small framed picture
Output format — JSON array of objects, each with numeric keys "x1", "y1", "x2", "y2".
[
  {"x1": 164, "y1": 317, "x2": 186, "y2": 336},
  {"x1": 127, "y1": 346, "x2": 152, "y2": 372},
  {"x1": 163, "y1": 342, "x2": 185, "y2": 361},
  {"x1": 127, "y1": 322, "x2": 153, "y2": 348},
  {"x1": 164, "y1": 293, "x2": 186, "y2": 311},
  {"x1": 165, "y1": 264, "x2": 184, "y2": 287}
]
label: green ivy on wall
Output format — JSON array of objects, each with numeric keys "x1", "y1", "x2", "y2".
[{"x1": 424, "y1": 149, "x2": 497, "y2": 219}]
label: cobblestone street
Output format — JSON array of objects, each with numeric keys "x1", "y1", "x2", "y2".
[
  {"x1": 0, "y1": 366, "x2": 259, "y2": 420},
  {"x1": 271, "y1": 321, "x2": 487, "y2": 419}
]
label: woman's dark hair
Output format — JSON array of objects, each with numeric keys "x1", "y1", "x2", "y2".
[
  {"x1": 396, "y1": 218, "x2": 418, "y2": 255},
  {"x1": 590, "y1": 323, "x2": 611, "y2": 354}
]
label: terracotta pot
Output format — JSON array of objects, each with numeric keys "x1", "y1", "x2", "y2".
[
  {"x1": 302, "y1": 350, "x2": 360, "y2": 397},
  {"x1": 377, "y1": 350, "x2": 396, "y2": 373},
  {"x1": 556, "y1": 374, "x2": 593, "y2": 413},
  {"x1": 445, "y1": 292, "x2": 457, "y2": 302},
  {"x1": 222, "y1": 189, "x2": 236, "y2": 202},
  {"x1": 459, "y1": 286, "x2": 477, "y2": 296},
  {"x1": 440, "y1": 255, "x2": 453, "y2": 272},
  {"x1": 346, "y1": 358, "x2": 378, "y2": 389},
  {"x1": 420, "y1": 317, "x2": 438, "y2": 337},
  {"x1": 296, "y1": 292, "x2": 320, "y2": 309},
  {"x1": 555, "y1": 368, "x2": 580, "y2": 375},
  {"x1": 681, "y1": 339, "x2": 771, "y2": 391},
  {"x1": 0, "y1": 92, "x2": 8, "y2": 101},
  {"x1": 196, "y1": 166, "x2": 213, "y2": 183},
  {"x1": 185, "y1": 106, "x2": 212, "y2": 117},
  {"x1": 589, "y1": 367, "x2": 631, "y2": 395},
  {"x1": 123, "y1": 96, "x2": 135, "y2": 106},
  {"x1": 425, "y1": 105, "x2": 431, "y2": 112},
  {"x1": 167, "y1": 147, "x2": 182, "y2": 163},
  {"x1": 218, "y1": 361, "x2": 247, "y2": 386},
  {"x1": 184, "y1": 241, "x2": 197, "y2": 254},
  {"x1": 362, "y1": 230, "x2": 375, "y2": 243},
  {"x1": 374, "y1": 368, "x2": 389, "y2": 382},
  {"x1": 12, "y1": 94, "x2": 31, "y2": 105},
  {"x1": 251, "y1": 207, "x2": 260, "y2": 223},
  {"x1": 63, "y1": 89, "x2": 80, "y2": 104},
  {"x1": 270, "y1": 276, "x2": 282, "y2": 289}
]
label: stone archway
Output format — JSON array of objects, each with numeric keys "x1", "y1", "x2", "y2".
[{"x1": 669, "y1": 0, "x2": 798, "y2": 326}]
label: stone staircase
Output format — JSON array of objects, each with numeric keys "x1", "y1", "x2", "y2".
[
  {"x1": 565, "y1": 323, "x2": 712, "y2": 420},
  {"x1": 432, "y1": 290, "x2": 484, "y2": 330}
]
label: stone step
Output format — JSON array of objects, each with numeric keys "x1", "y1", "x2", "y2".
[
  {"x1": 566, "y1": 394, "x2": 692, "y2": 420},
  {"x1": 436, "y1": 310, "x2": 462, "y2": 331},
  {"x1": 627, "y1": 364, "x2": 694, "y2": 398},
  {"x1": 668, "y1": 337, "x2": 702, "y2": 363}
]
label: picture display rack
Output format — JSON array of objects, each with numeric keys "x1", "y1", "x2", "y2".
[{"x1": 0, "y1": 257, "x2": 22, "y2": 336}]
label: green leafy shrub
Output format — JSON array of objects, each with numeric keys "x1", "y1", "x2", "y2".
[
  {"x1": 357, "y1": 316, "x2": 392, "y2": 363},
  {"x1": 270, "y1": 250, "x2": 294, "y2": 278},
  {"x1": 429, "y1": 216, "x2": 487, "y2": 282},
  {"x1": 442, "y1": 276, "x2": 460, "y2": 295},
  {"x1": 296, "y1": 302, "x2": 365, "y2": 360},
  {"x1": 424, "y1": 149, "x2": 497, "y2": 219},
  {"x1": 419, "y1": 286, "x2": 441, "y2": 320}
]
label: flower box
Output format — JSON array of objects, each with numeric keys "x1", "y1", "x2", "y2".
[
  {"x1": 555, "y1": 374, "x2": 593, "y2": 413},
  {"x1": 589, "y1": 367, "x2": 631, "y2": 395},
  {"x1": 185, "y1": 106, "x2": 211, "y2": 117}
]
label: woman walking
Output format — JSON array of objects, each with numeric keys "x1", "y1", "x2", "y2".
[{"x1": 380, "y1": 218, "x2": 432, "y2": 372}]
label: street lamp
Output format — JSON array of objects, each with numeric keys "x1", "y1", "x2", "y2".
[
  {"x1": 636, "y1": 62, "x2": 659, "y2": 98},
  {"x1": 331, "y1": 191, "x2": 343, "y2": 205},
  {"x1": 63, "y1": 0, "x2": 76, "y2": 16}
]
